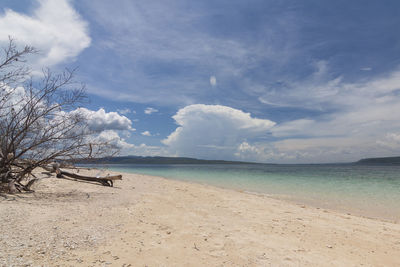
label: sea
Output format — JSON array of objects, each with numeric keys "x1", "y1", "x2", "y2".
[{"x1": 88, "y1": 163, "x2": 400, "y2": 222}]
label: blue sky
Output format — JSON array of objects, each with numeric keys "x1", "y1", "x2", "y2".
[{"x1": 1, "y1": 0, "x2": 400, "y2": 163}]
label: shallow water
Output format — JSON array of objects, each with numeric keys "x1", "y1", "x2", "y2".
[{"x1": 88, "y1": 163, "x2": 400, "y2": 221}]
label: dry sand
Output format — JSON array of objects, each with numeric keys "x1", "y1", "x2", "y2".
[{"x1": 1, "y1": 168, "x2": 399, "y2": 266}]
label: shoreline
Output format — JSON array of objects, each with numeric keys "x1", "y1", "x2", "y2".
[
  {"x1": 1, "y1": 168, "x2": 400, "y2": 266},
  {"x1": 103, "y1": 167, "x2": 400, "y2": 224}
]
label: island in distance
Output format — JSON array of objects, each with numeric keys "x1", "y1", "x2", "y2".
[{"x1": 76, "y1": 155, "x2": 400, "y2": 165}]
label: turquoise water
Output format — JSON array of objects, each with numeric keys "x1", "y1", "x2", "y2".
[{"x1": 91, "y1": 163, "x2": 400, "y2": 221}]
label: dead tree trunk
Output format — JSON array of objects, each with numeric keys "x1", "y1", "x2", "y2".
[{"x1": 55, "y1": 168, "x2": 122, "y2": 187}]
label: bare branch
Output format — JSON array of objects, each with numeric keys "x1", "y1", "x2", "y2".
[{"x1": 0, "y1": 38, "x2": 120, "y2": 192}]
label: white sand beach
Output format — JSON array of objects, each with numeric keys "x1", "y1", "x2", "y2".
[{"x1": 1, "y1": 168, "x2": 400, "y2": 266}]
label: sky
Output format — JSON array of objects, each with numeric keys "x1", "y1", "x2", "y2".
[{"x1": 1, "y1": 0, "x2": 400, "y2": 163}]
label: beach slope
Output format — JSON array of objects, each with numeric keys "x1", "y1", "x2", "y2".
[{"x1": 1, "y1": 169, "x2": 399, "y2": 266}]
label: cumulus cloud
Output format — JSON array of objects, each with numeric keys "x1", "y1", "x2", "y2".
[
  {"x1": 0, "y1": 0, "x2": 90, "y2": 67},
  {"x1": 71, "y1": 108, "x2": 134, "y2": 132},
  {"x1": 89, "y1": 128, "x2": 168, "y2": 157},
  {"x1": 158, "y1": 67, "x2": 400, "y2": 163},
  {"x1": 144, "y1": 107, "x2": 158, "y2": 115},
  {"x1": 141, "y1": 131, "x2": 151, "y2": 136},
  {"x1": 94, "y1": 130, "x2": 134, "y2": 149},
  {"x1": 81, "y1": 66, "x2": 400, "y2": 163},
  {"x1": 162, "y1": 104, "x2": 275, "y2": 159},
  {"x1": 234, "y1": 142, "x2": 269, "y2": 162}
]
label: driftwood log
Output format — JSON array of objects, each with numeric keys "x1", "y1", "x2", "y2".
[
  {"x1": 55, "y1": 168, "x2": 122, "y2": 187},
  {"x1": 1, "y1": 163, "x2": 122, "y2": 193},
  {"x1": 42, "y1": 164, "x2": 122, "y2": 187}
]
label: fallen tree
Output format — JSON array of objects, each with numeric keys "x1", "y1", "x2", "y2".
[
  {"x1": 55, "y1": 169, "x2": 122, "y2": 187},
  {"x1": 41, "y1": 164, "x2": 122, "y2": 187},
  {"x1": 0, "y1": 38, "x2": 120, "y2": 193}
]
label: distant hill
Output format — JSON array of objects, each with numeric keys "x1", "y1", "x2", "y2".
[
  {"x1": 356, "y1": 156, "x2": 400, "y2": 165},
  {"x1": 77, "y1": 155, "x2": 400, "y2": 165},
  {"x1": 77, "y1": 155, "x2": 259, "y2": 165}
]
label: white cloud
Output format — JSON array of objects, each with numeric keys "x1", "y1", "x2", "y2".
[
  {"x1": 209, "y1": 76, "x2": 217, "y2": 86},
  {"x1": 253, "y1": 67, "x2": 400, "y2": 163},
  {"x1": 376, "y1": 133, "x2": 400, "y2": 150},
  {"x1": 268, "y1": 69, "x2": 400, "y2": 139},
  {"x1": 141, "y1": 131, "x2": 151, "y2": 136},
  {"x1": 234, "y1": 142, "x2": 267, "y2": 162},
  {"x1": 94, "y1": 130, "x2": 134, "y2": 149},
  {"x1": 0, "y1": 85, "x2": 139, "y2": 157},
  {"x1": 231, "y1": 137, "x2": 378, "y2": 164},
  {"x1": 162, "y1": 104, "x2": 275, "y2": 159},
  {"x1": 144, "y1": 107, "x2": 158, "y2": 115},
  {"x1": 157, "y1": 67, "x2": 400, "y2": 163},
  {"x1": 117, "y1": 108, "x2": 134, "y2": 115},
  {"x1": 72, "y1": 108, "x2": 134, "y2": 132},
  {"x1": 0, "y1": 0, "x2": 90, "y2": 67}
]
